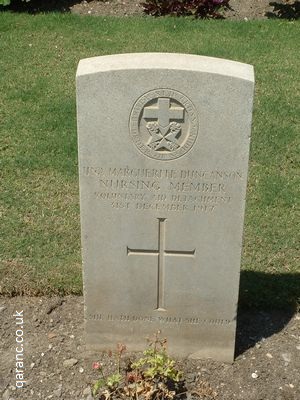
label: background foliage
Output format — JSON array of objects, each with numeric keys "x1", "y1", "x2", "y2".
[{"x1": 142, "y1": 0, "x2": 230, "y2": 18}]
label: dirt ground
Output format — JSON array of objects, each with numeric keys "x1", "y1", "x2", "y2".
[
  {"x1": 69, "y1": 0, "x2": 294, "y2": 20},
  {"x1": 5, "y1": 0, "x2": 299, "y2": 20},
  {"x1": 0, "y1": 296, "x2": 299, "y2": 400}
]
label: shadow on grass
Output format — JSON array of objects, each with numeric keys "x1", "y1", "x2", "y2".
[
  {"x1": 235, "y1": 270, "x2": 299, "y2": 356},
  {"x1": 267, "y1": 1, "x2": 299, "y2": 20},
  {"x1": 239, "y1": 270, "x2": 299, "y2": 310},
  {"x1": 0, "y1": 0, "x2": 80, "y2": 13}
]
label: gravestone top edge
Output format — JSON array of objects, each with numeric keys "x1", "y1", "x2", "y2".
[{"x1": 76, "y1": 53, "x2": 254, "y2": 82}]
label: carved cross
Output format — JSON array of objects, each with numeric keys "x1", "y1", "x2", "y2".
[
  {"x1": 127, "y1": 218, "x2": 195, "y2": 311},
  {"x1": 143, "y1": 98, "x2": 184, "y2": 128}
]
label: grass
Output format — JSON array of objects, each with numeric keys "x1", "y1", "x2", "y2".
[{"x1": 0, "y1": 12, "x2": 299, "y2": 308}]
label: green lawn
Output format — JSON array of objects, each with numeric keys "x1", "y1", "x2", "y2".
[{"x1": 0, "y1": 12, "x2": 299, "y2": 308}]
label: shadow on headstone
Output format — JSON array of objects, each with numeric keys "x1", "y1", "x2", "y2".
[
  {"x1": 266, "y1": 1, "x2": 299, "y2": 20},
  {"x1": 0, "y1": 0, "x2": 82, "y2": 13},
  {"x1": 235, "y1": 270, "x2": 299, "y2": 356}
]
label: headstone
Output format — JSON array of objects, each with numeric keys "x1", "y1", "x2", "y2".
[{"x1": 76, "y1": 53, "x2": 254, "y2": 362}]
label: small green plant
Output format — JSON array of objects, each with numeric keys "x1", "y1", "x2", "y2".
[
  {"x1": 92, "y1": 343, "x2": 125, "y2": 398},
  {"x1": 92, "y1": 332, "x2": 184, "y2": 399},
  {"x1": 131, "y1": 332, "x2": 182, "y2": 383}
]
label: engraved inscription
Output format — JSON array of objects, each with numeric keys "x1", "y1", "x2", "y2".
[
  {"x1": 83, "y1": 166, "x2": 243, "y2": 180},
  {"x1": 130, "y1": 89, "x2": 198, "y2": 160},
  {"x1": 127, "y1": 218, "x2": 195, "y2": 311},
  {"x1": 83, "y1": 166, "x2": 244, "y2": 213},
  {"x1": 88, "y1": 313, "x2": 232, "y2": 326}
]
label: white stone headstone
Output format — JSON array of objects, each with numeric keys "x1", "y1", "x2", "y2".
[{"x1": 76, "y1": 53, "x2": 254, "y2": 362}]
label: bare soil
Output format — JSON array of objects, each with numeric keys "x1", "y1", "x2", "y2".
[
  {"x1": 5, "y1": 0, "x2": 299, "y2": 20},
  {"x1": 0, "y1": 296, "x2": 299, "y2": 400},
  {"x1": 69, "y1": 0, "x2": 294, "y2": 20}
]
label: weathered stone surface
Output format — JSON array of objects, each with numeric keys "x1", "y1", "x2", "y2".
[{"x1": 76, "y1": 53, "x2": 254, "y2": 362}]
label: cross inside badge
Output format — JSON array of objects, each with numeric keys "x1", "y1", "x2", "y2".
[
  {"x1": 143, "y1": 98, "x2": 185, "y2": 151},
  {"x1": 143, "y1": 98, "x2": 184, "y2": 128}
]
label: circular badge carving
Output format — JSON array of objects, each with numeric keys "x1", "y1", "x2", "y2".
[{"x1": 129, "y1": 89, "x2": 198, "y2": 161}]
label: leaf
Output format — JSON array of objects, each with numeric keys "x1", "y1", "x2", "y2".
[
  {"x1": 0, "y1": 0, "x2": 11, "y2": 6},
  {"x1": 92, "y1": 379, "x2": 106, "y2": 396},
  {"x1": 106, "y1": 373, "x2": 122, "y2": 388}
]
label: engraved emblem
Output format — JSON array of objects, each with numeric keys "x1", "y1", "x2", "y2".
[{"x1": 130, "y1": 89, "x2": 198, "y2": 160}]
